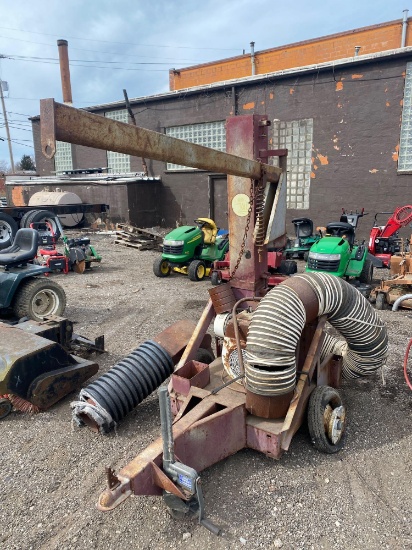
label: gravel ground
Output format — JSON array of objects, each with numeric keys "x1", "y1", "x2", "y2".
[{"x1": 1, "y1": 233, "x2": 412, "y2": 550}]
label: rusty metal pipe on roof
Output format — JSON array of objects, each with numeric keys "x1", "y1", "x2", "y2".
[
  {"x1": 57, "y1": 40, "x2": 73, "y2": 105},
  {"x1": 40, "y1": 99, "x2": 282, "y2": 183}
]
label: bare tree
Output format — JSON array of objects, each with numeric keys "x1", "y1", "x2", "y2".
[{"x1": 0, "y1": 159, "x2": 10, "y2": 174}]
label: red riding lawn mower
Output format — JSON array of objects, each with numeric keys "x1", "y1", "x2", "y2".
[{"x1": 368, "y1": 205, "x2": 412, "y2": 267}]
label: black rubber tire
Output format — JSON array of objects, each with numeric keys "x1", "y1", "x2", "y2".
[
  {"x1": 0, "y1": 397, "x2": 12, "y2": 419},
  {"x1": 278, "y1": 259, "x2": 298, "y2": 275},
  {"x1": 308, "y1": 386, "x2": 346, "y2": 454},
  {"x1": 0, "y1": 213, "x2": 18, "y2": 250},
  {"x1": 12, "y1": 277, "x2": 67, "y2": 321},
  {"x1": 153, "y1": 257, "x2": 171, "y2": 277},
  {"x1": 188, "y1": 260, "x2": 206, "y2": 281},
  {"x1": 195, "y1": 348, "x2": 215, "y2": 364},
  {"x1": 211, "y1": 270, "x2": 222, "y2": 286},
  {"x1": 20, "y1": 209, "x2": 38, "y2": 229},
  {"x1": 24, "y1": 209, "x2": 61, "y2": 240},
  {"x1": 359, "y1": 259, "x2": 373, "y2": 284},
  {"x1": 375, "y1": 292, "x2": 387, "y2": 311}
]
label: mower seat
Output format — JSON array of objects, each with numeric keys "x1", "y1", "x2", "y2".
[
  {"x1": 0, "y1": 228, "x2": 39, "y2": 268},
  {"x1": 325, "y1": 222, "x2": 355, "y2": 247},
  {"x1": 195, "y1": 218, "x2": 218, "y2": 245},
  {"x1": 292, "y1": 217, "x2": 313, "y2": 237}
]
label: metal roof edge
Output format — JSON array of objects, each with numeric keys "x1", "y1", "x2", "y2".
[{"x1": 30, "y1": 46, "x2": 412, "y2": 119}]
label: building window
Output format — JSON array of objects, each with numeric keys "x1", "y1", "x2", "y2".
[
  {"x1": 272, "y1": 118, "x2": 313, "y2": 209},
  {"x1": 165, "y1": 121, "x2": 226, "y2": 170},
  {"x1": 399, "y1": 62, "x2": 412, "y2": 172},
  {"x1": 54, "y1": 141, "x2": 73, "y2": 173},
  {"x1": 105, "y1": 110, "x2": 131, "y2": 172}
]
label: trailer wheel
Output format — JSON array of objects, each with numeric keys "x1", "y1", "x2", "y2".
[
  {"x1": 188, "y1": 260, "x2": 206, "y2": 281},
  {"x1": 307, "y1": 386, "x2": 346, "y2": 454},
  {"x1": 0, "y1": 213, "x2": 18, "y2": 250},
  {"x1": 12, "y1": 278, "x2": 67, "y2": 322},
  {"x1": 278, "y1": 259, "x2": 298, "y2": 275},
  {"x1": 153, "y1": 257, "x2": 171, "y2": 277},
  {"x1": 211, "y1": 270, "x2": 222, "y2": 286},
  {"x1": 24, "y1": 210, "x2": 61, "y2": 240},
  {"x1": 375, "y1": 293, "x2": 387, "y2": 311},
  {"x1": 0, "y1": 397, "x2": 12, "y2": 419},
  {"x1": 19, "y1": 209, "x2": 38, "y2": 229},
  {"x1": 359, "y1": 259, "x2": 373, "y2": 284}
]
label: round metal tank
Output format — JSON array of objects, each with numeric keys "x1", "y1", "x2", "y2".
[{"x1": 28, "y1": 190, "x2": 84, "y2": 227}]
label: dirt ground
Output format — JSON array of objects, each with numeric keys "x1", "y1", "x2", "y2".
[{"x1": 1, "y1": 232, "x2": 412, "y2": 550}]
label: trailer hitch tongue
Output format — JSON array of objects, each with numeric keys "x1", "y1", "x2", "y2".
[
  {"x1": 159, "y1": 387, "x2": 222, "y2": 536},
  {"x1": 97, "y1": 470, "x2": 132, "y2": 511}
]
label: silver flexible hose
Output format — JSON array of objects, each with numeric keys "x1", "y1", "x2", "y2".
[
  {"x1": 245, "y1": 273, "x2": 388, "y2": 395},
  {"x1": 245, "y1": 285, "x2": 306, "y2": 395},
  {"x1": 301, "y1": 273, "x2": 388, "y2": 379}
]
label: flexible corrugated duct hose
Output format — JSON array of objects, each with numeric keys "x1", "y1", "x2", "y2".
[{"x1": 245, "y1": 272, "x2": 388, "y2": 395}]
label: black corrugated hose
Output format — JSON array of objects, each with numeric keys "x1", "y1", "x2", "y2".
[{"x1": 71, "y1": 340, "x2": 173, "y2": 434}]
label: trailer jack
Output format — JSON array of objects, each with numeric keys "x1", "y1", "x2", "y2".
[{"x1": 159, "y1": 387, "x2": 221, "y2": 535}]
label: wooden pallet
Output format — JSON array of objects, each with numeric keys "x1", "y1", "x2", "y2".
[{"x1": 114, "y1": 223, "x2": 163, "y2": 251}]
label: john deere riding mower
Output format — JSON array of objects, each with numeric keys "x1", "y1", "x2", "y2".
[
  {"x1": 154, "y1": 218, "x2": 229, "y2": 281},
  {"x1": 305, "y1": 210, "x2": 374, "y2": 285},
  {"x1": 284, "y1": 217, "x2": 320, "y2": 260}
]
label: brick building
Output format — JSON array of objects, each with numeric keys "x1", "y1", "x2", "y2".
[{"x1": 31, "y1": 15, "x2": 412, "y2": 236}]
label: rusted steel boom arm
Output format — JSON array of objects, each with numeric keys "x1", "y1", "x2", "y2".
[{"x1": 40, "y1": 99, "x2": 281, "y2": 183}]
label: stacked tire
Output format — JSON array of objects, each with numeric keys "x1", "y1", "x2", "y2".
[
  {"x1": 19, "y1": 209, "x2": 61, "y2": 240},
  {"x1": 0, "y1": 213, "x2": 18, "y2": 249}
]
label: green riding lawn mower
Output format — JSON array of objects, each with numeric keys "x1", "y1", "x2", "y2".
[
  {"x1": 284, "y1": 217, "x2": 320, "y2": 260},
  {"x1": 305, "y1": 209, "x2": 376, "y2": 288},
  {"x1": 153, "y1": 218, "x2": 229, "y2": 282}
]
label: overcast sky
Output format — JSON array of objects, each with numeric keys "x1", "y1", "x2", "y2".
[{"x1": 0, "y1": 0, "x2": 408, "y2": 168}]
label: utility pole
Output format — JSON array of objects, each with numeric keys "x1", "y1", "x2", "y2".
[{"x1": 0, "y1": 79, "x2": 15, "y2": 173}]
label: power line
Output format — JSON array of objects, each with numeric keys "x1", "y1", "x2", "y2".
[
  {"x1": 2, "y1": 56, "x2": 168, "y2": 72},
  {"x1": 0, "y1": 26, "x2": 240, "y2": 51},
  {"x1": 0, "y1": 34, "x2": 207, "y2": 63}
]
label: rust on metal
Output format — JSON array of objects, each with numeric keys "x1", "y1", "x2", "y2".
[
  {"x1": 175, "y1": 300, "x2": 215, "y2": 370},
  {"x1": 280, "y1": 315, "x2": 328, "y2": 450},
  {"x1": 57, "y1": 40, "x2": 73, "y2": 105},
  {"x1": 40, "y1": 99, "x2": 282, "y2": 182},
  {"x1": 317, "y1": 353, "x2": 343, "y2": 388},
  {"x1": 224, "y1": 310, "x2": 252, "y2": 341},
  {"x1": 171, "y1": 360, "x2": 210, "y2": 396},
  {"x1": 29, "y1": 359, "x2": 99, "y2": 409},
  {"x1": 281, "y1": 276, "x2": 319, "y2": 321},
  {"x1": 152, "y1": 319, "x2": 198, "y2": 363},
  {"x1": 208, "y1": 284, "x2": 237, "y2": 314},
  {"x1": 106, "y1": 467, "x2": 121, "y2": 490},
  {"x1": 245, "y1": 389, "x2": 294, "y2": 420},
  {"x1": 226, "y1": 115, "x2": 273, "y2": 293}
]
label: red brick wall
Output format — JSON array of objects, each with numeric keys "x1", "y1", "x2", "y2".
[{"x1": 170, "y1": 19, "x2": 409, "y2": 90}]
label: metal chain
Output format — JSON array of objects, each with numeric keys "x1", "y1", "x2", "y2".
[{"x1": 229, "y1": 179, "x2": 257, "y2": 280}]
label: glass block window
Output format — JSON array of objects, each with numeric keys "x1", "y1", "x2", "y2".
[
  {"x1": 399, "y1": 62, "x2": 412, "y2": 172},
  {"x1": 272, "y1": 119, "x2": 313, "y2": 209},
  {"x1": 105, "y1": 110, "x2": 131, "y2": 173},
  {"x1": 54, "y1": 141, "x2": 73, "y2": 173},
  {"x1": 165, "y1": 121, "x2": 226, "y2": 170}
]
